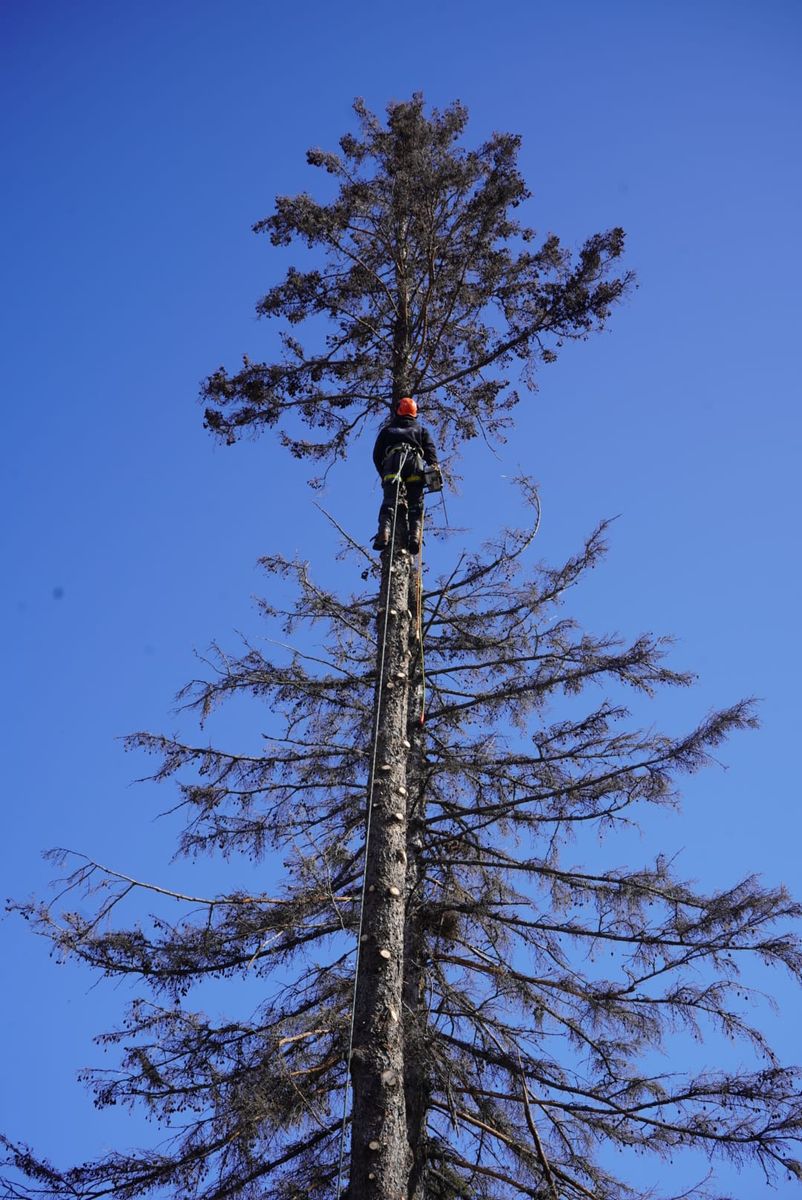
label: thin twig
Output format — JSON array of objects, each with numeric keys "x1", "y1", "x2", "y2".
[
  {"x1": 314, "y1": 502, "x2": 377, "y2": 568},
  {"x1": 52, "y1": 851, "x2": 357, "y2": 909}
]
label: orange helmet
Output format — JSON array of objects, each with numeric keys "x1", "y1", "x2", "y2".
[{"x1": 396, "y1": 396, "x2": 417, "y2": 418}]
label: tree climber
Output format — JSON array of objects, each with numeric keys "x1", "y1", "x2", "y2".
[{"x1": 372, "y1": 397, "x2": 441, "y2": 553}]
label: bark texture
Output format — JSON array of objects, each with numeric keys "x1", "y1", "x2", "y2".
[
  {"x1": 403, "y1": 562, "x2": 429, "y2": 1200},
  {"x1": 348, "y1": 542, "x2": 413, "y2": 1199}
]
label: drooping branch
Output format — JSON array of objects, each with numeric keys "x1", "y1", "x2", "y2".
[{"x1": 4, "y1": 514, "x2": 798, "y2": 1200}]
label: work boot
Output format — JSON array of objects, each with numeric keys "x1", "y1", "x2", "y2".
[
  {"x1": 372, "y1": 519, "x2": 392, "y2": 551},
  {"x1": 407, "y1": 521, "x2": 422, "y2": 555}
]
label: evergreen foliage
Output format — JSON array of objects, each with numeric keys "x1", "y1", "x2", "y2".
[
  {"x1": 202, "y1": 95, "x2": 633, "y2": 477},
  {"x1": 4, "y1": 97, "x2": 801, "y2": 1200}
]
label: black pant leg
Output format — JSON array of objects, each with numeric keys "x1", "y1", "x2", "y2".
[
  {"x1": 406, "y1": 481, "x2": 424, "y2": 527},
  {"x1": 379, "y1": 479, "x2": 400, "y2": 521}
]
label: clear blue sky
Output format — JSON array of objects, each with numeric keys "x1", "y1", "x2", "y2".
[{"x1": 2, "y1": 1, "x2": 801, "y2": 1194}]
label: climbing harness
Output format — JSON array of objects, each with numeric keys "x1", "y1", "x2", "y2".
[
  {"x1": 381, "y1": 445, "x2": 426, "y2": 486},
  {"x1": 334, "y1": 447, "x2": 410, "y2": 1200}
]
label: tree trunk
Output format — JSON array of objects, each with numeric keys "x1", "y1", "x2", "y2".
[
  {"x1": 403, "y1": 563, "x2": 429, "y2": 1200},
  {"x1": 348, "y1": 542, "x2": 413, "y2": 1199}
]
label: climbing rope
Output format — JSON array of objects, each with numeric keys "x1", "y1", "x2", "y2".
[
  {"x1": 331, "y1": 470, "x2": 537, "y2": 1195},
  {"x1": 415, "y1": 509, "x2": 427, "y2": 726},
  {"x1": 334, "y1": 447, "x2": 410, "y2": 1200}
]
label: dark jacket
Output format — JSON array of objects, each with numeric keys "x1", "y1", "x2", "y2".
[{"x1": 372, "y1": 416, "x2": 439, "y2": 475}]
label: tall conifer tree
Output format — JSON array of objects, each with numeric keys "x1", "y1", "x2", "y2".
[{"x1": 4, "y1": 98, "x2": 802, "y2": 1200}]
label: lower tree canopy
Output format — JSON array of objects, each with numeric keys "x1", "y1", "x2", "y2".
[{"x1": 4, "y1": 493, "x2": 801, "y2": 1200}]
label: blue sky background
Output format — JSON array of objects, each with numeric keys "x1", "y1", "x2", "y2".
[{"x1": 2, "y1": 0, "x2": 801, "y2": 1194}]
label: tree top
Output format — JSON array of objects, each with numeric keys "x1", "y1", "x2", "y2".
[{"x1": 202, "y1": 95, "x2": 634, "y2": 479}]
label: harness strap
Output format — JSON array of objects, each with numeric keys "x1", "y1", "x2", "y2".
[{"x1": 382, "y1": 443, "x2": 424, "y2": 473}]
